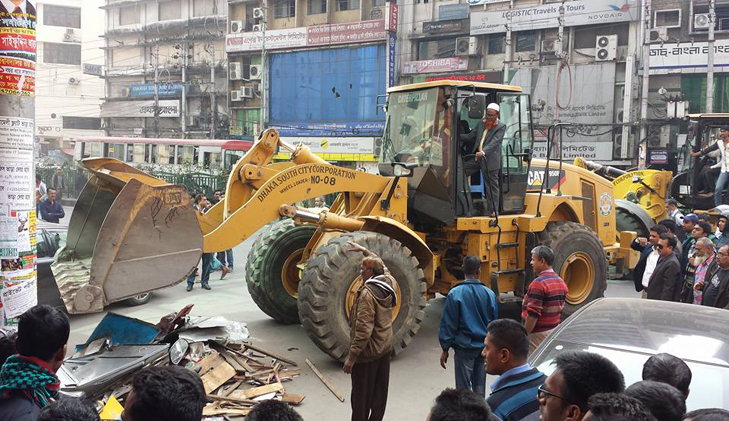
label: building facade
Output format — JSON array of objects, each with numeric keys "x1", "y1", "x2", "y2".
[
  {"x1": 226, "y1": 0, "x2": 397, "y2": 168},
  {"x1": 35, "y1": 0, "x2": 105, "y2": 163},
  {"x1": 99, "y1": 0, "x2": 229, "y2": 167}
]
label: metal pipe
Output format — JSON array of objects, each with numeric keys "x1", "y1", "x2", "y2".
[
  {"x1": 639, "y1": 0, "x2": 651, "y2": 161},
  {"x1": 708, "y1": 0, "x2": 716, "y2": 112},
  {"x1": 279, "y1": 205, "x2": 364, "y2": 231}
]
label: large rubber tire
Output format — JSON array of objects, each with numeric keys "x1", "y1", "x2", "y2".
[
  {"x1": 246, "y1": 219, "x2": 316, "y2": 324},
  {"x1": 298, "y1": 231, "x2": 427, "y2": 361},
  {"x1": 538, "y1": 221, "x2": 608, "y2": 317},
  {"x1": 615, "y1": 206, "x2": 650, "y2": 238}
]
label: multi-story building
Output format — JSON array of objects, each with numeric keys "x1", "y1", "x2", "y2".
[
  {"x1": 99, "y1": 0, "x2": 229, "y2": 167},
  {"x1": 226, "y1": 0, "x2": 397, "y2": 169},
  {"x1": 35, "y1": 0, "x2": 105, "y2": 162}
]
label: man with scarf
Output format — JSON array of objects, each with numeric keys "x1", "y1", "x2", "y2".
[
  {"x1": 344, "y1": 241, "x2": 398, "y2": 421},
  {"x1": 0, "y1": 304, "x2": 69, "y2": 420}
]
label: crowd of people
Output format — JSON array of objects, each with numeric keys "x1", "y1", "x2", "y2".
[{"x1": 632, "y1": 209, "x2": 729, "y2": 308}]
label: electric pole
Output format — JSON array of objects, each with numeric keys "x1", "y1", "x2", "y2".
[
  {"x1": 210, "y1": 42, "x2": 216, "y2": 139},
  {"x1": 639, "y1": 0, "x2": 651, "y2": 161},
  {"x1": 154, "y1": 44, "x2": 160, "y2": 138},
  {"x1": 182, "y1": 43, "x2": 187, "y2": 137},
  {"x1": 708, "y1": 0, "x2": 716, "y2": 113},
  {"x1": 260, "y1": 0, "x2": 267, "y2": 134}
]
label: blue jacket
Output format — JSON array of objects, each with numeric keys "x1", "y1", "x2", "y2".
[
  {"x1": 438, "y1": 279, "x2": 498, "y2": 351},
  {"x1": 717, "y1": 232, "x2": 729, "y2": 250},
  {"x1": 39, "y1": 200, "x2": 64, "y2": 223},
  {"x1": 0, "y1": 391, "x2": 42, "y2": 421},
  {"x1": 487, "y1": 366, "x2": 546, "y2": 421}
]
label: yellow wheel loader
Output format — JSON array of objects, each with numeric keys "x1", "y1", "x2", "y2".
[{"x1": 54, "y1": 81, "x2": 634, "y2": 361}]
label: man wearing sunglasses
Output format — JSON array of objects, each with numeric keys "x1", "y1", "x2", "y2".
[
  {"x1": 646, "y1": 233, "x2": 681, "y2": 301},
  {"x1": 537, "y1": 351, "x2": 625, "y2": 421}
]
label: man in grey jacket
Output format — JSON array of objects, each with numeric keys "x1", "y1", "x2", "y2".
[{"x1": 460, "y1": 103, "x2": 506, "y2": 216}]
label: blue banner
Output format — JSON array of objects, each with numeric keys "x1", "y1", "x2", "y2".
[
  {"x1": 268, "y1": 122, "x2": 385, "y2": 137},
  {"x1": 129, "y1": 83, "x2": 186, "y2": 99},
  {"x1": 388, "y1": 33, "x2": 396, "y2": 88}
]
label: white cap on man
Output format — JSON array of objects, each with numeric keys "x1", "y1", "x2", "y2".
[{"x1": 487, "y1": 103, "x2": 500, "y2": 112}]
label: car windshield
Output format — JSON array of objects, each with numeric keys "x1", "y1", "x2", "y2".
[
  {"x1": 382, "y1": 87, "x2": 445, "y2": 166},
  {"x1": 532, "y1": 340, "x2": 729, "y2": 411}
]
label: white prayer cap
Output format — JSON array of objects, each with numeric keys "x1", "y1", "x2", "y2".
[{"x1": 487, "y1": 103, "x2": 500, "y2": 112}]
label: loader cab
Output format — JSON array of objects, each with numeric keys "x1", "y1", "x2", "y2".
[
  {"x1": 380, "y1": 81, "x2": 533, "y2": 228},
  {"x1": 672, "y1": 114, "x2": 729, "y2": 210}
]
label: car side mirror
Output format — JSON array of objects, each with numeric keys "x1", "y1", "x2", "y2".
[{"x1": 392, "y1": 162, "x2": 417, "y2": 178}]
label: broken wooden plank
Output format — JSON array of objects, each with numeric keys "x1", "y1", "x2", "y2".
[
  {"x1": 229, "y1": 382, "x2": 284, "y2": 399},
  {"x1": 243, "y1": 343, "x2": 298, "y2": 366},
  {"x1": 194, "y1": 350, "x2": 221, "y2": 376},
  {"x1": 207, "y1": 394, "x2": 258, "y2": 405},
  {"x1": 220, "y1": 380, "x2": 243, "y2": 398},
  {"x1": 305, "y1": 358, "x2": 345, "y2": 403},
  {"x1": 202, "y1": 406, "x2": 251, "y2": 416},
  {"x1": 201, "y1": 360, "x2": 237, "y2": 394},
  {"x1": 281, "y1": 393, "x2": 306, "y2": 406}
]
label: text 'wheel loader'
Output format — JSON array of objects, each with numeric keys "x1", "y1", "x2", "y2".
[{"x1": 54, "y1": 81, "x2": 635, "y2": 361}]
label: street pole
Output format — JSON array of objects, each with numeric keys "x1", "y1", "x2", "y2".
[
  {"x1": 154, "y1": 44, "x2": 160, "y2": 138},
  {"x1": 639, "y1": 0, "x2": 651, "y2": 164},
  {"x1": 0, "y1": 6, "x2": 38, "y2": 326},
  {"x1": 210, "y1": 42, "x2": 216, "y2": 139},
  {"x1": 707, "y1": 0, "x2": 716, "y2": 113},
  {"x1": 502, "y1": 0, "x2": 513, "y2": 84},
  {"x1": 182, "y1": 42, "x2": 187, "y2": 137},
  {"x1": 260, "y1": 0, "x2": 267, "y2": 135}
]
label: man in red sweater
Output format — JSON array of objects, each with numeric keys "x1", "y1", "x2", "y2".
[{"x1": 522, "y1": 246, "x2": 568, "y2": 355}]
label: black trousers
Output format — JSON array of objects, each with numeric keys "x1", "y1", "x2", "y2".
[
  {"x1": 351, "y1": 353, "x2": 390, "y2": 421},
  {"x1": 464, "y1": 159, "x2": 500, "y2": 214}
]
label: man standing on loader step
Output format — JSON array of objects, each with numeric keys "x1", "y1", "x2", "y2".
[
  {"x1": 522, "y1": 246, "x2": 568, "y2": 355},
  {"x1": 344, "y1": 242, "x2": 398, "y2": 421},
  {"x1": 460, "y1": 103, "x2": 506, "y2": 216},
  {"x1": 691, "y1": 125, "x2": 729, "y2": 207},
  {"x1": 439, "y1": 255, "x2": 499, "y2": 396}
]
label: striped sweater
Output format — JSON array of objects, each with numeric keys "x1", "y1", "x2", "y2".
[
  {"x1": 521, "y1": 269, "x2": 568, "y2": 333},
  {"x1": 487, "y1": 367, "x2": 546, "y2": 421}
]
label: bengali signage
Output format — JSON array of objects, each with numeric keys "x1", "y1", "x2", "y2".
[
  {"x1": 467, "y1": 0, "x2": 508, "y2": 5},
  {"x1": 402, "y1": 57, "x2": 468, "y2": 75},
  {"x1": 278, "y1": 137, "x2": 376, "y2": 155},
  {"x1": 424, "y1": 72, "x2": 500, "y2": 82},
  {"x1": 649, "y1": 40, "x2": 729, "y2": 74},
  {"x1": 423, "y1": 20, "x2": 465, "y2": 34},
  {"x1": 388, "y1": 32, "x2": 396, "y2": 88},
  {"x1": 226, "y1": 27, "x2": 307, "y2": 53},
  {"x1": 470, "y1": 0, "x2": 639, "y2": 35},
  {"x1": 308, "y1": 19, "x2": 386, "y2": 46},
  {"x1": 439, "y1": 4, "x2": 469, "y2": 21},
  {"x1": 100, "y1": 100, "x2": 180, "y2": 118}
]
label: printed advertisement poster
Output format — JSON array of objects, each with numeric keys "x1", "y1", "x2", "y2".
[
  {"x1": 0, "y1": 56, "x2": 34, "y2": 96},
  {"x1": 0, "y1": 269, "x2": 37, "y2": 319},
  {"x1": 0, "y1": 216, "x2": 17, "y2": 258},
  {"x1": 0, "y1": 115, "x2": 33, "y2": 149},
  {"x1": 0, "y1": 161, "x2": 33, "y2": 210},
  {"x1": 0, "y1": 0, "x2": 36, "y2": 99}
]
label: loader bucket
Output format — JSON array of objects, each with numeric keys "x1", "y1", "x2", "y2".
[{"x1": 52, "y1": 158, "x2": 203, "y2": 314}]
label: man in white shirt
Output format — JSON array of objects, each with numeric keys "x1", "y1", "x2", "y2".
[
  {"x1": 691, "y1": 126, "x2": 729, "y2": 207},
  {"x1": 666, "y1": 199, "x2": 684, "y2": 226},
  {"x1": 632, "y1": 225, "x2": 668, "y2": 299}
]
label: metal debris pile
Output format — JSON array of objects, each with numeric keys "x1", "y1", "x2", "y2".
[{"x1": 59, "y1": 305, "x2": 303, "y2": 420}]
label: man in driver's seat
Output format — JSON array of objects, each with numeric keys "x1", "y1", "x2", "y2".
[{"x1": 460, "y1": 103, "x2": 506, "y2": 216}]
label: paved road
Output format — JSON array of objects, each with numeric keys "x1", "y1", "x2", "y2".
[{"x1": 64, "y1": 227, "x2": 638, "y2": 420}]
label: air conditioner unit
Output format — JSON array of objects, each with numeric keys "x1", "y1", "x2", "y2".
[
  {"x1": 694, "y1": 13, "x2": 711, "y2": 30},
  {"x1": 229, "y1": 62, "x2": 243, "y2": 80},
  {"x1": 120, "y1": 87, "x2": 130, "y2": 97},
  {"x1": 252, "y1": 24, "x2": 263, "y2": 32},
  {"x1": 649, "y1": 27, "x2": 668, "y2": 43},
  {"x1": 68, "y1": 77, "x2": 80, "y2": 85},
  {"x1": 231, "y1": 89, "x2": 243, "y2": 101},
  {"x1": 253, "y1": 7, "x2": 264, "y2": 19},
  {"x1": 241, "y1": 86, "x2": 254, "y2": 98},
  {"x1": 613, "y1": 134, "x2": 623, "y2": 159},
  {"x1": 249, "y1": 64, "x2": 262, "y2": 80},
  {"x1": 541, "y1": 38, "x2": 558, "y2": 54},
  {"x1": 595, "y1": 35, "x2": 618, "y2": 61},
  {"x1": 230, "y1": 20, "x2": 244, "y2": 33},
  {"x1": 63, "y1": 32, "x2": 74, "y2": 42},
  {"x1": 455, "y1": 36, "x2": 478, "y2": 56}
]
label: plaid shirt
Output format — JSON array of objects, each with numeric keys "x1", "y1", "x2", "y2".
[{"x1": 521, "y1": 269, "x2": 569, "y2": 333}]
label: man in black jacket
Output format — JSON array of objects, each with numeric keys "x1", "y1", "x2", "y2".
[
  {"x1": 646, "y1": 233, "x2": 682, "y2": 301},
  {"x1": 632, "y1": 225, "x2": 667, "y2": 296},
  {"x1": 459, "y1": 103, "x2": 506, "y2": 216}
]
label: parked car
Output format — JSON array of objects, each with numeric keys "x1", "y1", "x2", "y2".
[
  {"x1": 530, "y1": 298, "x2": 729, "y2": 411},
  {"x1": 37, "y1": 222, "x2": 153, "y2": 310}
]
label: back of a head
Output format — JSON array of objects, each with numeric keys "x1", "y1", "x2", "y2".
[
  {"x1": 16, "y1": 305, "x2": 69, "y2": 361},
  {"x1": 127, "y1": 366, "x2": 206, "y2": 421},
  {"x1": 684, "y1": 409, "x2": 729, "y2": 421},
  {"x1": 247, "y1": 399, "x2": 304, "y2": 421},
  {"x1": 0, "y1": 329, "x2": 17, "y2": 366},
  {"x1": 554, "y1": 351, "x2": 625, "y2": 413},
  {"x1": 625, "y1": 380, "x2": 686, "y2": 421},
  {"x1": 659, "y1": 219, "x2": 678, "y2": 234},
  {"x1": 462, "y1": 255, "x2": 481, "y2": 277},
  {"x1": 486, "y1": 319, "x2": 529, "y2": 361},
  {"x1": 429, "y1": 388, "x2": 499, "y2": 421},
  {"x1": 586, "y1": 393, "x2": 656, "y2": 421},
  {"x1": 642, "y1": 353, "x2": 692, "y2": 397},
  {"x1": 651, "y1": 224, "x2": 668, "y2": 236},
  {"x1": 37, "y1": 398, "x2": 100, "y2": 421}
]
